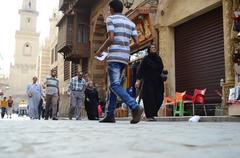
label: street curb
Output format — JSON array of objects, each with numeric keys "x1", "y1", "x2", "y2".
[
  {"x1": 115, "y1": 116, "x2": 240, "y2": 122},
  {"x1": 58, "y1": 116, "x2": 240, "y2": 122}
]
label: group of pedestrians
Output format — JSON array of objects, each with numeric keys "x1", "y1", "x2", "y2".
[
  {"x1": 26, "y1": 69, "x2": 59, "y2": 120},
  {"x1": 68, "y1": 71, "x2": 100, "y2": 120},
  {"x1": 26, "y1": 69, "x2": 100, "y2": 121},
  {"x1": 25, "y1": 0, "x2": 165, "y2": 123},
  {"x1": 0, "y1": 96, "x2": 13, "y2": 119}
]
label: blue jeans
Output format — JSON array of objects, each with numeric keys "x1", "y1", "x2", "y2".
[{"x1": 107, "y1": 62, "x2": 138, "y2": 117}]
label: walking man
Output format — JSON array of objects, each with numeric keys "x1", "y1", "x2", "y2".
[
  {"x1": 1, "y1": 97, "x2": 8, "y2": 119},
  {"x1": 44, "y1": 69, "x2": 60, "y2": 120},
  {"x1": 27, "y1": 77, "x2": 44, "y2": 120},
  {"x1": 68, "y1": 70, "x2": 86, "y2": 120},
  {"x1": 95, "y1": 0, "x2": 143, "y2": 124},
  {"x1": 7, "y1": 96, "x2": 14, "y2": 119}
]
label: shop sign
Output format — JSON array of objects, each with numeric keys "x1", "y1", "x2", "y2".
[{"x1": 129, "y1": 8, "x2": 154, "y2": 47}]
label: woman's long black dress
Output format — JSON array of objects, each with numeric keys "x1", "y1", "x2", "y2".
[
  {"x1": 85, "y1": 87, "x2": 99, "y2": 120},
  {"x1": 137, "y1": 53, "x2": 164, "y2": 118}
]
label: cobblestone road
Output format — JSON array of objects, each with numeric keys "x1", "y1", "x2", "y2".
[{"x1": 0, "y1": 116, "x2": 240, "y2": 158}]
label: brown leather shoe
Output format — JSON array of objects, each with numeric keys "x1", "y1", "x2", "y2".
[{"x1": 130, "y1": 106, "x2": 143, "y2": 124}]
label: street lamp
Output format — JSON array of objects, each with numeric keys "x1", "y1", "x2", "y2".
[
  {"x1": 122, "y1": 0, "x2": 159, "y2": 10},
  {"x1": 122, "y1": 0, "x2": 134, "y2": 10}
]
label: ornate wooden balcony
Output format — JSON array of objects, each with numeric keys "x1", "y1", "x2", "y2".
[
  {"x1": 63, "y1": 43, "x2": 90, "y2": 63},
  {"x1": 57, "y1": 13, "x2": 90, "y2": 62}
]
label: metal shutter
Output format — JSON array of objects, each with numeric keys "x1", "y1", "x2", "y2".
[{"x1": 175, "y1": 6, "x2": 224, "y2": 104}]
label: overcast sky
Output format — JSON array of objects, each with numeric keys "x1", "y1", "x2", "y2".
[{"x1": 0, "y1": 0, "x2": 58, "y2": 76}]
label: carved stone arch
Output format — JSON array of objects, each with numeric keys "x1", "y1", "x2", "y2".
[
  {"x1": 91, "y1": 11, "x2": 105, "y2": 39},
  {"x1": 90, "y1": 13, "x2": 108, "y2": 98}
]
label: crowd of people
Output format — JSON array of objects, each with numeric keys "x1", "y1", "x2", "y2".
[
  {"x1": 25, "y1": 69, "x2": 101, "y2": 121},
  {"x1": 1, "y1": 0, "x2": 166, "y2": 124},
  {"x1": 0, "y1": 96, "x2": 13, "y2": 119}
]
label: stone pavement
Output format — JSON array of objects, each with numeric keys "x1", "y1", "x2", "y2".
[{"x1": 0, "y1": 116, "x2": 240, "y2": 158}]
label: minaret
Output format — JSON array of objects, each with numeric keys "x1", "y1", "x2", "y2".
[
  {"x1": 9, "y1": 0, "x2": 40, "y2": 102},
  {"x1": 14, "y1": 0, "x2": 39, "y2": 63}
]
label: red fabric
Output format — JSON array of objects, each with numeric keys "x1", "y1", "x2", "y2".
[{"x1": 98, "y1": 105, "x2": 102, "y2": 117}]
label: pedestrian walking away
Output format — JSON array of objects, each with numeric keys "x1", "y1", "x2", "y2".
[
  {"x1": 44, "y1": 69, "x2": 60, "y2": 120},
  {"x1": 27, "y1": 76, "x2": 45, "y2": 120},
  {"x1": 68, "y1": 70, "x2": 86, "y2": 120},
  {"x1": 7, "y1": 96, "x2": 14, "y2": 119},
  {"x1": 135, "y1": 44, "x2": 165, "y2": 121},
  {"x1": 85, "y1": 81, "x2": 99, "y2": 120},
  {"x1": 1, "y1": 97, "x2": 8, "y2": 119},
  {"x1": 95, "y1": 0, "x2": 143, "y2": 124}
]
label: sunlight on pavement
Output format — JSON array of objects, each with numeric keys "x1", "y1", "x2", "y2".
[{"x1": 0, "y1": 114, "x2": 30, "y2": 121}]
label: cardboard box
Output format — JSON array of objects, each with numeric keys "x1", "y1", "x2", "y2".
[{"x1": 228, "y1": 103, "x2": 240, "y2": 116}]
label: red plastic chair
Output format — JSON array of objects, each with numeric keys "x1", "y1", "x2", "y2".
[{"x1": 184, "y1": 89, "x2": 207, "y2": 116}]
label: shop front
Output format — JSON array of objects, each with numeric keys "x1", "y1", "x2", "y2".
[
  {"x1": 156, "y1": 0, "x2": 236, "y2": 116},
  {"x1": 226, "y1": 0, "x2": 240, "y2": 116},
  {"x1": 126, "y1": 6, "x2": 156, "y2": 96}
]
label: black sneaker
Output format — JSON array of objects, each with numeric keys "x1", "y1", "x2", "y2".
[
  {"x1": 146, "y1": 117, "x2": 157, "y2": 122},
  {"x1": 130, "y1": 106, "x2": 143, "y2": 124},
  {"x1": 99, "y1": 115, "x2": 115, "y2": 123},
  {"x1": 52, "y1": 117, "x2": 58, "y2": 120}
]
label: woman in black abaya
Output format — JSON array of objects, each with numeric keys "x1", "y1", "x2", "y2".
[
  {"x1": 135, "y1": 45, "x2": 164, "y2": 121},
  {"x1": 85, "y1": 81, "x2": 99, "y2": 120}
]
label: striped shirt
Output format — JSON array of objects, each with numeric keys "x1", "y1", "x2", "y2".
[
  {"x1": 45, "y1": 76, "x2": 59, "y2": 95},
  {"x1": 68, "y1": 76, "x2": 86, "y2": 92},
  {"x1": 106, "y1": 13, "x2": 138, "y2": 65}
]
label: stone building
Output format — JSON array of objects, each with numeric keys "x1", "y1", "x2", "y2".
[
  {"x1": 38, "y1": 11, "x2": 60, "y2": 85},
  {"x1": 9, "y1": 0, "x2": 40, "y2": 103},
  {"x1": 56, "y1": 0, "x2": 237, "y2": 116},
  {"x1": 39, "y1": 10, "x2": 87, "y2": 116}
]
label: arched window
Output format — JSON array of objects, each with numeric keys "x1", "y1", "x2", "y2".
[
  {"x1": 23, "y1": 43, "x2": 32, "y2": 56},
  {"x1": 26, "y1": 17, "x2": 31, "y2": 23},
  {"x1": 29, "y1": 2, "x2": 31, "y2": 9}
]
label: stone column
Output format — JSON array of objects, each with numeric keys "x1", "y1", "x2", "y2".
[
  {"x1": 222, "y1": 0, "x2": 235, "y2": 83},
  {"x1": 222, "y1": 0, "x2": 235, "y2": 114},
  {"x1": 158, "y1": 26, "x2": 175, "y2": 97}
]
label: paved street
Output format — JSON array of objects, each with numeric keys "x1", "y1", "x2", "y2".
[{"x1": 0, "y1": 115, "x2": 240, "y2": 158}]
